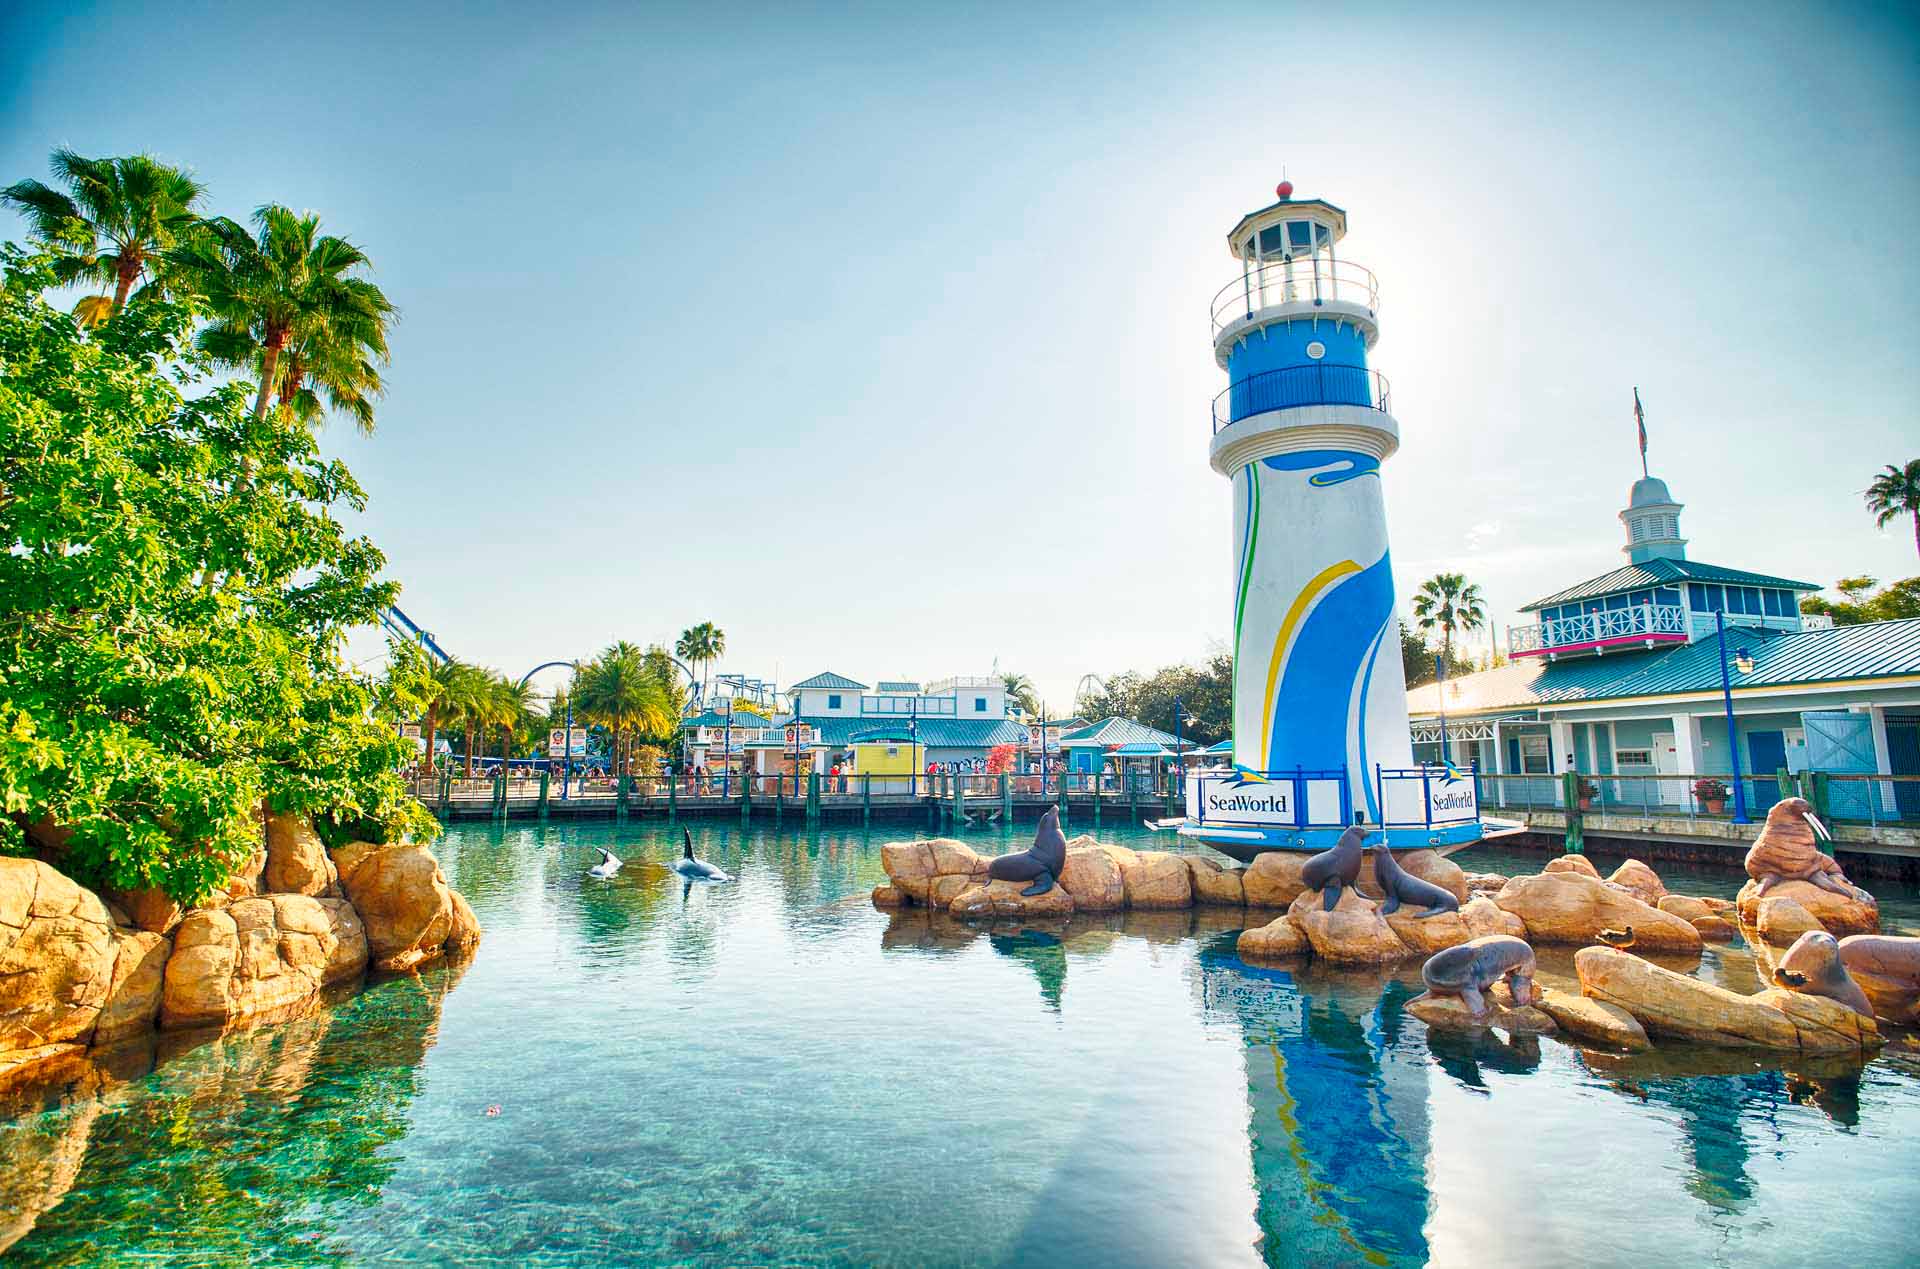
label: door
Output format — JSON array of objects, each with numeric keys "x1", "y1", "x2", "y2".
[
  {"x1": 1803, "y1": 711, "x2": 1876, "y2": 819},
  {"x1": 1651, "y1": 731, "x2": 1684, "y2": 806},
  {"x1": 1746, "y1": 730, "x2": 1787, "y2": 812},
  {"x1": 1887, "y1": 720, "x2": 1920, "y2": 819}
]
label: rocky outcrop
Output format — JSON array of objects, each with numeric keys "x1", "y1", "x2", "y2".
[
  {"x1": 1359, "y1": 849, "x2": 1468, "y2": 905},
  {"x1": 1236, "y1": 914, "x2": 1308, "y2": 959},
  {"x1": 1186, "y1": 857, "x2": 1245, "y2": 906},
  {"x1": 1117, "y1": 850, "x2": 1192, "y2": 910},
  {"x1": 1408, "y1": 981, "x2": 1555, "y2": 1035},
  {"x1": 105, "y1": 885, "x2": 182, "y2": 935},
  {"x1": 1382, "y1": 895, "x2": 1525, "y2": 956},
  {"x1": 1754, "y1": 896, "x2": 1825, "y2": 945},
  {"x1": 878, "y1": 839, "x2": 986, "y2": 904},
  {"x1": 871, "y1": 884, "x2": 906, "y2": 906},
  {"x1": 1286, "y1": 887, "x2": 1406, "y2": 965},
  {"x1": 1605, "y1": 859, "x2": 1666, "y2": 906},
  {"x1": 1460, "y1": 896, "x2": 1528, "y2": 940},
  {"x1": 1693, "y1": 916, "x2": 1736, "y2": 941},
  {"x1": 1736, "y1": 878, "x2": 1877, "y2": 937},
  {"x1": 0, "y1": 858, "x2": 116, "y2": 1053},
  {"x1": 264, "y1": 812, "x2": 339, "y2": 897},
  {"x1": 1243, "y1": 852, "x2": 1311, "y2": 908},
  {"x1": 947, "y1": 878, "x2": 1075, "y2": 919},
  {"x1": 1575, "y1": 945, "x2": 1880, "y2": 1054},
  {"x1": 160, "y1": 895, "x2": 367, "y2": 1029},
  {"x1": 1655, "y1": 894, "x2": 1713, "y2": 922},
  {"x1": 1543, "y1": 854, "x2": 1601, "y2": 879},
  {"x1": 1057, "y1": 847, "x2": 1126, "y2": 912},
  {"x1": 330, "y1": 841, "x2": 470, "y2": 973},
  {"x1": 1493, "y1": 871, "x2": 1702, "y2": 953},
  {"x1": 1534, "y1": 987, "x2": 1650, "y2": 1051},
  {"x1": 95, "y1": 928, "x2": 170, "y2": 1043},
  {"x1": 1463, "y1": 872, "x2": 1510, "y2": 894}
]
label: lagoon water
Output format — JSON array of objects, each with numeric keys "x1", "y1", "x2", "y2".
[{"x1": 6, "y1": 818, "x2": 1920, "y2": 1267}]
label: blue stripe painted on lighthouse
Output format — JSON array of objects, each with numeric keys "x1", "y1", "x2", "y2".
[{"x1": 1263, "y1": 550, "x2": 1396, "y2": 774}]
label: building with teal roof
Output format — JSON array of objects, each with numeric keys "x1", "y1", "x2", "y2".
[{"x1": 1058, "y1": 717, "x2": 1201, "y2": 777}]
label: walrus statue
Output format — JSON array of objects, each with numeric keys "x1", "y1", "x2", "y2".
[
  {"x1": 1421, "y1": 935, "x2": 1538, "y2": 1018},
  {"x1": 1301, "y1": 824, "x2": 1367, "y2": 912},
  {"x1": 985, "y1": 807, "x2": 1069, "y2": 897},
  {"x1": 1772, "y1": 930, "x2": 1875, "y2": 1018},
  {"x1": 1369, "y1": 843, "x2": 1460, "y2": 918},
  {"x1": 1745, "y1": 797, "x2": 1870, "y2": 901}
]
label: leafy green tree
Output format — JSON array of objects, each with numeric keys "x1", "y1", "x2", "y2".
[
  {"x1": 1866, "y1": 460, "x2": 1920, "y2": 559},
  {"x1": 0, "y1": 247, "x2": 434, "y2": 903},
  {"x1": 1072, "y1": 656, "x2": 1231, "y2": 744},
  {"x1": 1800, "y1": 576, "x2": 1920, "y2": 626},
  {"x1": 574, "y1": 642, "x2": 676, "y2": 777},
  {"x1": 2, "y1": 149, "x2": 205, "y2": 323},
  {"x1": 1410, "y1": 572, "x2": 1486, "y2": 671}
]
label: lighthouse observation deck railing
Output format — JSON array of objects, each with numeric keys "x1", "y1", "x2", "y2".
[
  {"x1": 1211, "y1": 259, "x2": 1380, "y2": 335},
  {"x1": 1507, "y1": 603, "x2": 1688, "y2": 657},
  {"x1": 1212, "y1": 364, "x2": 1391, "y2": 432}
]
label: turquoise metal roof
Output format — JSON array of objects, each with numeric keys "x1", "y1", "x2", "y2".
[
  {"x1": 1202, "y1": 738, "x2": 1234, "y2": 754},
  {"x1": 1113, "y1": 742, "x2": 1173, "y2": 756},
  {"x1": 789, "y1": 671, "x2": 868, "y2": 690},
  {"x1": 1407, "y1": 618, "x2": 1920, "y2": 716},
  {"x1": 1059, "y1": 717, "x2": 1192, "y2": 749},
  {"x1": 682, "y1": 709, "x2": 768, "y2": 729},
  {"x1": 1521, "y1": 558, "x2": 1819, "y2": 612},
  {"x1": 875, "y1": 680, "x2": 921, "y2": 693},
  {"x1": 789, "y1": 714, "x2": 1027, "y2": 748}
]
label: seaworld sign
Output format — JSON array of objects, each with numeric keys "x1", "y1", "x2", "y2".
[{"x1": 1186, "y1": 773, "x2": 1347, "y2": 830}]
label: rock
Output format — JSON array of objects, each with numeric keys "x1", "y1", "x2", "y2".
[
  {"x1": 1736, "y1": 878, "x2": 1877, "y2": 937},
  {"x1": 160, "y1": 894, "x2": 368, "y2": 1029},
  {"x1": 1493, "y1": 871, "x2": 1702, "y2": 953},
  {"x1": 1755, "y1": 897, "x2": 1825, "y2": 945},
  {"x1": 879, "y1": 838, "x2": 987, "y2": 903},
  {"x1": 1359, "y1": 849, "x2": 1468, "y2": 904},
  {"x1": 1243, "y1": 852, "x2": 1312, "y2": 908},
  {"x1": 1606, "y1": 859, "x2": 1667, "y2": 906},
  {"x1": 871, "y1": 884, "x2": 906, "y2": 907},
  {"x1": 1117, "y1": 850, "x2": 1192, "y2": 909},
  {"x1": 1534, "y1": 987, "x2": 1650, "y2": 1051},
  {"x1": 1460, "y1": 896, "x2": 1527, "y2": 940},
  {"x1": 330, "y1": 841, "x2": 473, "y2": 973},
  {"x1": 1286, "y1": 886, "x2": 1408, "y2": 965},
  {"x1": 1543, "y1": 854, "x2": 1600, "y2": 879},
  {"x1": 1408, "y1": 988, "x2": 1556, "y2": 1035},
  {"x1": 0, "y1": 858, "x2": 116, "y2": 1054},
  {"x1": 928, "y1": 873, "x2": 977, "y2": 908},
  {"x1": 263, "y1": 813, "x2": 339, "y2": 897},
  {"x1": 224, "y1": 842, "x2": 267, "y2": 900},
  {"x1": 1057, "y1": 846, "x2": 1126, "y2": 912},
  {"x1": 1837, "y1": 936, "x2": 1920, "y2": 1025},
  {"x1": 1187, "y1": 857, "x2": 1246, "y2": 906},
  {"x1": 1692, "y1": 916, "x2": 1737, "y2": 942},
  {"x1": 94, "y1": 928, "x2": 171, "y2": 1043},
  {"x1": 1464, "y1": 872, "x2": 1510, "y2": 894},
  {"x1": 1696, "y1": 896, "x2": 1736, "y2": 914},
  {"x1": 947, "y1": 878, "x2": 1075, "y2": 920},
  {"x1": 1575, "y1": 945, "x2": 1879, "y2": 1053},
  {"x1": 1385, "y1": 908, "x2": 1475, "y2": 956},
  {"x1": 1656, "y1": 894, "x2": 1714, "y2": 922},
  {"x1": 1237, "y1": 914, "x2": 1309, "y2": 959}
]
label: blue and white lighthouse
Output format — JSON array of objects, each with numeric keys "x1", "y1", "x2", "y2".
[{"x1": 1183, "y1": 181, "x2": 1481, "y2": 857}]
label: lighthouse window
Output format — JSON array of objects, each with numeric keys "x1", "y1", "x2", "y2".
[{"x1": 1288, "y1": 221, "x2": 1314, "y2": 248}]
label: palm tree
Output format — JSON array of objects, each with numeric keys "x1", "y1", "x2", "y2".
[
  {"x1": 439, "y1": 663, "x2": 495, "y2": 778},
  {"x1": 199, "y1": 315, "x2": 386, "y2": 436},
  {"x1": 492, "y1": 676, "x2": 540, "y2": 771},
  {"x1": 1001, "y1": 672, "x2": 1040, "y2": 716},
  {"x1": 574, "y1": 643, "x2": 677, "y2": 778},
  {"x1": 418, "y1": 658, "x2": 481, "y2": 774},
  {"x1": 2, "y1": 149, "x2": 205, "y2": 323},
  {"x1": 675, "y1": 622, "x2": 726, "y2": 698},
  {"x1": 1865, "y1": 459, "x2": 1920, "y2": 559},
  {"x1": 170, "y1": 204, "x2": 395, "y2": 429},
  {"x1": 1410, "y1": 572, "x2": 1487, "y2": 672}
]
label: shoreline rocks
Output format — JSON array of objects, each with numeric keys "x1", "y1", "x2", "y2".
[
  {"x1": 1736, "y1": 878, "x2": 1877, "y2": 937},
  {"x1": 1492, "y1": 871, "x2": 1702, "y2": 953},
  {"x1": 1575, "y1": 946, "x2": 1880, "y2": 1054}
]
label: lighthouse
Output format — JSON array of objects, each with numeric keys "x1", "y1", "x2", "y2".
[{"x1": 1184, "y1": 182, "x2": 1480, "y2": 856}]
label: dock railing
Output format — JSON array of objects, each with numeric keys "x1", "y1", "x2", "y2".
[{"x1": 1473, "y1": 769, "x2": 1920, "y2": 830}]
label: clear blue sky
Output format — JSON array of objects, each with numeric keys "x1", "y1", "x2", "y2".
[{"x1": 6, "y1": 1, "x2": 1917, "y2": 713}]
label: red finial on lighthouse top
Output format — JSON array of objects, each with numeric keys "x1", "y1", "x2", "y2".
[{"x1": 1275, "y1": 180, "x2": 1294, "y2": 200}]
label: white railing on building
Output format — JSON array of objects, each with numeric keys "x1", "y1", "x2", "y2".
[
  {"x1": 1210, "y1": 259, "x2": 1380, "y2": 335},
  {"x1": 1507, "y1": 603, "x2": 1687, "y2": 656},
  {"x1": 1802, "y1": 613, "x2": 1834, "y2": 630},
  {"x1": 924, "y1": 676, "x2": 1000, "y2": 693}
]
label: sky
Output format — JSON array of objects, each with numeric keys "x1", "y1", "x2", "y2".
[{"x1": 5, "y1": 1, "x2": 1918, "y2": 716}]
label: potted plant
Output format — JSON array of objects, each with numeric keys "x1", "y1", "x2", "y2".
[
  {"x1": 1693, "y1": 777, "x2": 1730, "y2": 814},
  {"x1": 1576, "y1": 779, "x2": 1599, "y2": 811}
]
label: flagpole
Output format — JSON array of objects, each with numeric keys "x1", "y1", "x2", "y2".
[{"x1": 1634, "y1": 386, "x2": 1649, "y2": 478}]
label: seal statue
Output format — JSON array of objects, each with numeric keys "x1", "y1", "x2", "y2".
[
  {"x1": 1745, "y1": 797, "x2": 1870, "y2": 901},
  {"x1": 1837, "y1": 934, "x2": 1920, "y2": 1020},
  {"x1": 1370, "y1": 843, "x2": 1460, "y2": 918},
  {"x1": 671, "y1": 828, "x2": 732, "y2": 882},
  {"x1": 1421, "y1": 935, "x2": 1538, "y2": 1018},
  {"x1": 587, "y1": 848, "x2": 621, "y2": 879},
  {"x1": 985, "y1": 807, "x2": 1068, "y2": 896},
  {"x1": 1772, "y1": 930, "x2": 1874, "y2": 1018},
  {"x1": 1301, "y1": 824, "x2": 1367, "y2": 912}
]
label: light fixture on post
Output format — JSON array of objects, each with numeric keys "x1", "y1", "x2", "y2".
[{"x1": 1734, "y1": 648, "x2": 1755, "y2": 675}]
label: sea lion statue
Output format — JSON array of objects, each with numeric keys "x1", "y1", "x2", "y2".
[
  {"x1": 1369, "y1": 843, "x2": 1460, "y2": 918},
  {"x1": 1745, "y1": 797, "x2": 1870, "y2": 901},
  {"x1": 1837, "y1": 934, "x2": 1920, "y2": 1022},
  {"x1": 1301, "y1": 824, "x2": 1367, "y2": 912},
  {"x1": 985, "y1": 807, "x2": 1068, "y2": 897},
  {"x1": 1421, "y1": 935, "x2": 1538, "y2": 1018},
  {"x1": 1772, "y1": 930, "x2": 1875, "y2": 1018}
]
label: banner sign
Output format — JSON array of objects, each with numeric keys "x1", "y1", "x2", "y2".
[
  {"x1": 548, "y1": 727, "x2": 588, "y2": 757},
  {"x1": 784, "y1": 724, "x2": 816, "y2": 748}
]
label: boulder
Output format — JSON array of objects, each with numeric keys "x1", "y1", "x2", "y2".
[
  {"x1": 1057, "y1": 846, "x2": 1126, "y2": 912},
  {"x1": 160, "y1": 894, "x2": 368, "y2": 1029},
  {"x1": 263, "y1": 813, "x2": 339, "y2": 897},
  {"x1": 94, "y1": 928, "x2": 171, "y2": 1043},
  {"x1": 1655, "y1": 894, "x2": 1714, "y2": 923},
  {"x1": 1543, "y1": 854, "x2": 1600, "y2": 879},
  {"x1": 105, "y1": 885, "x2": 182, "y2": 935},
  {"x1": 1359, "y1": 849, "x2": 1468, "y2": 905},
  {"x1": 330, "y1": 841, "x2": 474, "y2": 973},
  {"x1": 878, "y1": 838, "x2": 987, "y2": 903},
  {"x1": 1606, "y1": 859, "x2": 1667, "y2": 906},
  {"x1": 947, "y1": 878, "x2": 1075, "y2": 920},
  {"x1": 1463, "y1": 872, "x2": 1510, "y2": 894},
  {"x1": 445, "y1": 891, "x2": 481, "y2": 952},
  {"x1": 224, "y1": 842, "x2": 267, "y2": 901},
  {"x1": 1696, "y1": 896, "x2": 1736, "y2": 914},
  {"x1": 1243, "y1": 852, "x2": 1312, "y2": 908},
  {"x1": 1236, "y1": 914, "x2": 1309, "y2": 959},
  {"x1": 1408, "y1": 986, "x2": 1556, "y2": 1035},
  {"x1": 0, "y1": 857, "x2": 116, "y2": 1053},
  {"x1": 1755, "y1": 897, "x2": 1825, "y2": 945},
  {"x1": 1575, "y1": 945, "x2": 1879, "y2": 1053},
  {"x1": 1692, "y1": 916, "x2": 1737, "y2": 942},
  {"x1": 1534, "y1": 987, "x2": 1650, "y2": 1051},
  {"x1": 1118, "y1": 850, "x2": 1192, "y2": 910},
  {"x1": 1736, "y1": 878, "x2": 1877, "y2": 937},
  {"x1": 871, "y1": 884, "x2": 907, "y2": 907},
  {"x1": 1286, "y1": 886, "x2": 1407, "y2": 965},
  {"x1": 1187, "y1": 857, "x2": 1246, "y2": 906},
  {"x1": 1493, "y1": 871, "x2": 1702, "y2": 953},
  {"x1": 1460, "y1": 896, "x2": 1528, "y2": 940},
  {"x1": 928, "y1": 873, "x2": 978, "y2": 908},
  {"x1": 1385, "y1": 908, "x2": 1476, "y2": 956}
]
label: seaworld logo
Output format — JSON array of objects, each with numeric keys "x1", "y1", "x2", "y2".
[
  {"x1": 1261, "y1": 450, "x2": 1381, "y2": 487},
  {"x1": 1431, "y1": 790, "x2": 1476, "y2": 812},
  {"x1": 1207, "y1": 791, "x2": 1292, "y2": 815}
]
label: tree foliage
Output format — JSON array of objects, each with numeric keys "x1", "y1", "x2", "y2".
[
  {"x1": 1073, "y1": 654, "x2": 1231, "y2": 744},
  {"x1": 1800, "y1": 576, "x2": 1920, "y2": 626},
  {"x1": 1864, "y1": 458, "x2": 1920, "y2": 559},
  {"x1": 0, "y1": 247, "x2": 435, "y2": 902}
]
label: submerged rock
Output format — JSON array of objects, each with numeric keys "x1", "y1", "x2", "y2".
[
  {"x1": 1493, "y1": 871, "x2": 1701, "y2": 953},
  {"x1": 1575, "y1": 945, "x2": 1879, "y2": 1054},
  {"x1": 871, "y1": 884, "x2": 907, "y2": 907}
]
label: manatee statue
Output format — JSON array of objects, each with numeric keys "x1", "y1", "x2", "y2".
[
  {"x1": 985, "y1": 807, "x2": 1068, "y2": 897},
  {"x1": 1772, "y1": 930, "x2": 1875, "y2": 1018},
  {"x1": 1746, "y1": 797, "x2": 1870, "y2": 901},
  {"x1": 1300, "y1": 824, "x2": 1367, "y2": 912},
  {"x1": 1421, "y1": 935, "x2": 1537, "y2": 1018},
  {"x1": 1370, "y1": 843, "x2": 1460, "y2": 918}
]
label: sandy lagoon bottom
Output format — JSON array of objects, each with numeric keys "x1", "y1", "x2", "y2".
[{"x1": 4, "y1": 819, "x2": 1920, "y2": 1267}]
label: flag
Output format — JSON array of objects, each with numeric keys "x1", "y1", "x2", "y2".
[{"x1": 1634, "y1": 387, "x2": 1648, "y2": 474}]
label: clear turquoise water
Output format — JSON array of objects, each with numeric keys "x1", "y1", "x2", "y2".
[{"x1": 5, "y1": 819, "x2": 1920, "y2": 1267}]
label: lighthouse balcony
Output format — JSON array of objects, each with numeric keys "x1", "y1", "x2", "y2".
[
  {"x1": 1212, "y1": 364, "x2": 1392, "y2": 432},
  {"x1": 1211, "y1": 259, "x2": 1379, "y2": 335},
  {"x1": 1507, "y1": 603, "x2": 1689, "y2": 660}
]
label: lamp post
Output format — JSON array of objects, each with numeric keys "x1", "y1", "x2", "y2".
[
  {"x1": 1173, "y1": 696, "x2": 1187, "y2": 792},
  {"x1": 909, "y1": 697, "x2": 920, "y2": 797},
  {"x1": 722, "y1": 696, "x2": 733, "y2": 800},
  {"x1": 1435, "y1": 653, "x2": 1449, "y2": 759},
  {"x1": 1715, "y1": 609, "x2": 1750, "y2": 824}
]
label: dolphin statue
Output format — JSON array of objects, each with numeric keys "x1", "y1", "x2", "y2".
[
  {"x1": 587, "y1": 848, "x2": 621, "y2": 879},
  {"x1": 672, "y1": 828, "x2": 733, "y2": 882}
]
